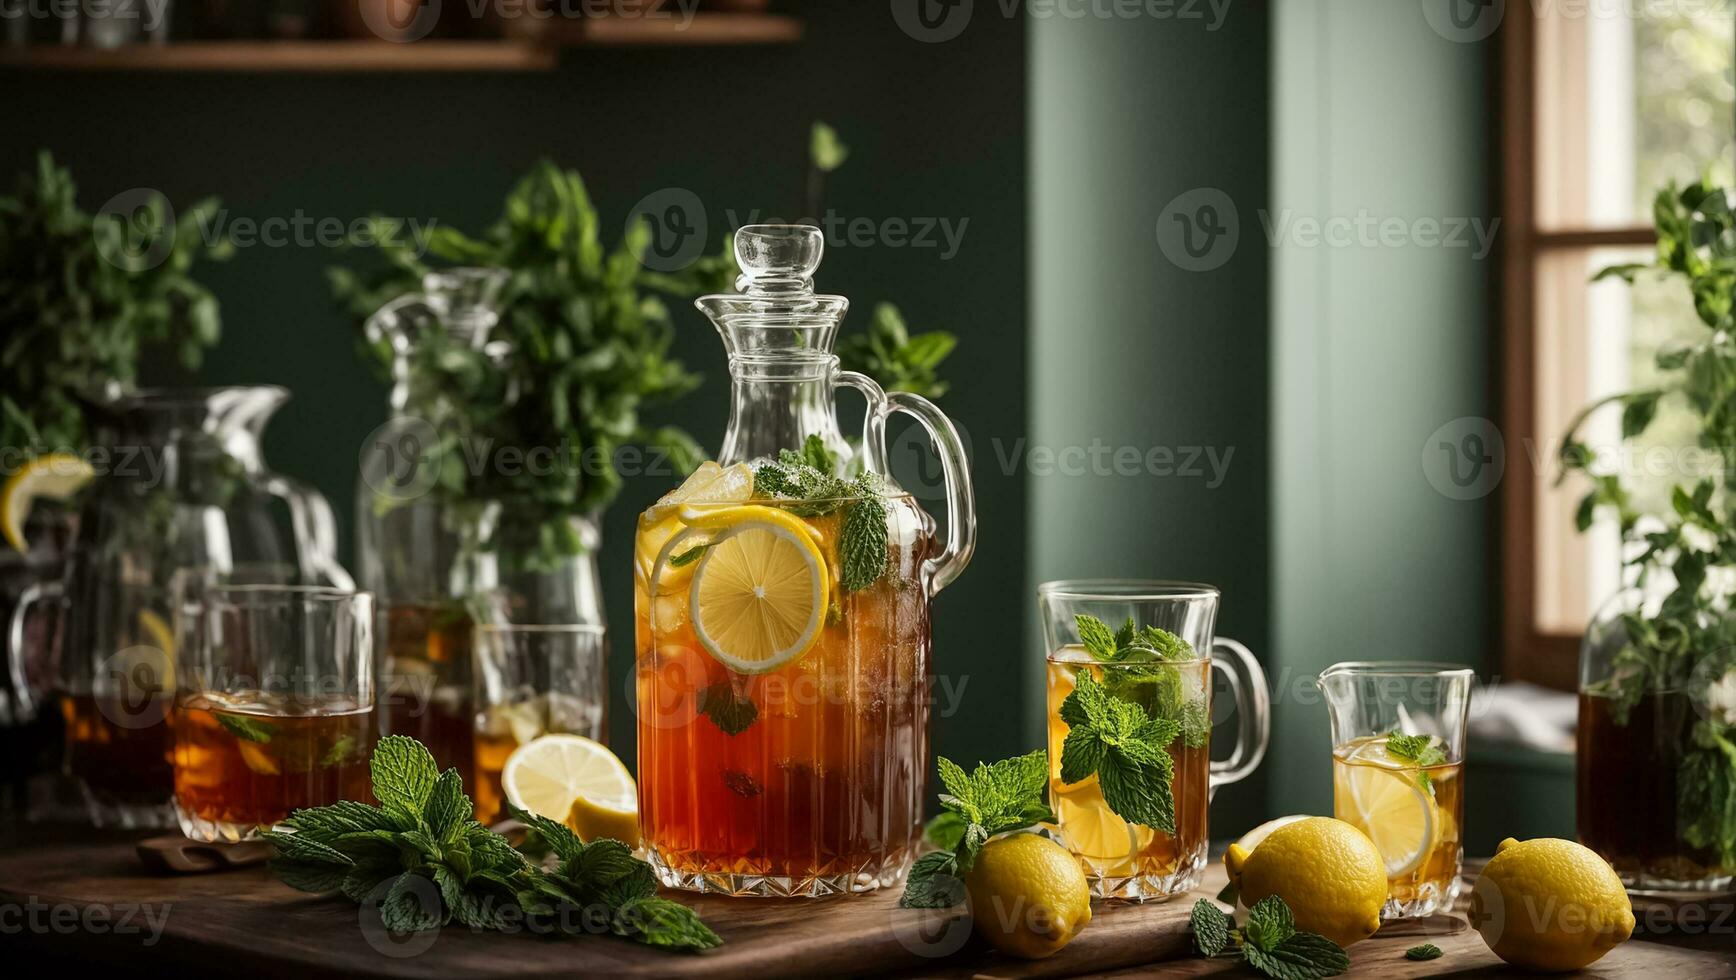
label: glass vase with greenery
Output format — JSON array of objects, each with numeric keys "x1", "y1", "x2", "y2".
[{"x1": 1562, "y1": 177, "x2": 1736, "y2": 892}]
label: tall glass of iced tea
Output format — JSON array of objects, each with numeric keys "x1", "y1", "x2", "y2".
[
  {"x1": 1039, "y1": 581, "x2": 1270, "y2": 901},
  {"x1": 172, "y1": 586, "x2": 376, "y2": 842}
]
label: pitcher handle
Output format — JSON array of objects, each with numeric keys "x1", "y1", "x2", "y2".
[
  {"x1": 1208, "y1": 637, "x2": 1270, "y2": 794},
  {"x1": 6, "y1": 580, "x2": 61, "y2": 723},
  {"x1": 835, "y1": 369, "x2": 976, "y2": 596},
  {"x1": 265, "y1": 475, "x2": 355, "y2": 590}
]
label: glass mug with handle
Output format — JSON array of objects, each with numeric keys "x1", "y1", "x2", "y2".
[{"x1": 1039, "y1": 580, "x2": 1270, "y2": 901}]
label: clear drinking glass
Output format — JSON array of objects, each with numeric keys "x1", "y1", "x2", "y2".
[
  {"x1": 172, "y1": 586, "x2": 376, "y2": 842},
  {"x1": 471, "y1": 624, "x2": 608, "y2": 825},
  {"x1": 1039, "y1": 580, "x2": 1270, "y2": 901},
  {"x1": 1317, "y1": 661, "x2": 1473, "y2": 918}
]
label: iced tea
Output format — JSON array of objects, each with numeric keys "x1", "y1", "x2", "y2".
[
  {"x1": 60, "y1": 692, "x2": 174, "y2": 824},
  {"x1": 173, "y1": 692, "x2": 374, "y2": 840},
  {"x1": 1333, "y1": 734, "x2": 1464, "y2": 915},
  {"x1": 379, "y1": 600, "x2": 474, "y2": 786}
]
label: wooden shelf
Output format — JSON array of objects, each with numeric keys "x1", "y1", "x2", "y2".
[{"x1": 0, "y1": 14, "x2": 802, "y2": 73}]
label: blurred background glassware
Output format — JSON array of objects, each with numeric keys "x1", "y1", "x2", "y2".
[
  {"x1": 1038, "y1": 580, "x2": 1270, "y2": 901},
  {"x1": 1318, "y1": 661, "x2": 1473, "y2": 919},
  {"x1": 73, "y1": 0, "x2": 171, "y2": 48},
  {"x1": 358, "y1": 269, "x2": 606, "y2": 790},
  {"x1": 0, "y1": 507, "x2": 75, "y2": 821},
  {"x1": 6, "y1": 386, "x2": 351, "y2": 827},
  {"x1": 172, "y1": 585, "x2": 374, "y2": 842},
  {"x1": 470, "y1": 623, "x2": 607, "y2": 825}
]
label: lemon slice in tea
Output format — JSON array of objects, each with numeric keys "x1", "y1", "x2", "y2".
[
  {"x1": 683, "y1": 504, "x2": 829, "y2": 675},
  {"x1": 1338, "y1": 743, "x2": 1436, "y2": 877},
  {"x1": 1, "y1": 453, "x2": 94, "y2": 553},
  {"x1": 502, "y1": 734, "x2": 638, "y2": 843}
]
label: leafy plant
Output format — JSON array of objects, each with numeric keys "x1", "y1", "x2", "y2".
[
  {"x1": 899, "y1": 751, "x2": 1053, "y2": 909},
  {"x1": 328, "y1": 161, "x2": 735, "y2": 570},
  {"x1": 1190, "y1": 897, "x2": 1349, "y2": 979},
  {"x1": 264, "y1": 735, "x2": 719, "y2": 952},
  {"x1": 0, "y1": 151, "x2": 228, "y2": 460},
  {"x1": 1560, "y1": 176, "x2": 1736, "y2": 869}
]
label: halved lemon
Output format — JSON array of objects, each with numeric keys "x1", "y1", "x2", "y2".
[
  {"x1": 684, "y1": 505, "x2": 828, "y2": 675},
  {"x1": 501, "y1": 734, "x2": 638, "y2": 843},
  {"x1": 1338, "y1": 754, "x2": 1436, "y2": 878},
  {"x1": 1, "y1": 453, "x2": 94, "y2": 553}
]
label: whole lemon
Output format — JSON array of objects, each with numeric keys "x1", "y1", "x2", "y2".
[
  {"x1": 1224, "y1": 816, "x2": 1386, "y2": 947},
  {"x1": 1470, "y1": 837, "x2": 1634, "y2": 972},
  {"x1": 963, "y1": 833, "x2": 1093, "y2": 959}
]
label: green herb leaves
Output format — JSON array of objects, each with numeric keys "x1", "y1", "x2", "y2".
[
  {"x1": 697, "y1": 681, "x2": 758, "y2": 737},
  {"x1": 1384, "y1": 732, "x2": 1447, "y2": 796},
  {"x1": 1191, "y1": 897, "x2": 1349, "y2": 980},
  {"x1": 263, "y1": 735, "x2": 719, "y2": 953},
  {"x1": 836, "y1": 303, "x2": 958, "y2": 400},
  {"x1": 752, "y1": 436, "x2": 891, "y2": 592},
  {"x1": 899, "y1": 752, "x2": 1054, "y2": 909},
  {"x1": 1059, "y1": 670, "x2": 1182, "y2": 833},
  {"x1": 1405, "y1": 943, "x2": 1444, "y2": 961}
]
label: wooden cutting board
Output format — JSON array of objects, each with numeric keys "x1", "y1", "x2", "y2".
[{"x1": 0, "y1": 835, "x2": 1729, "y2": 978}]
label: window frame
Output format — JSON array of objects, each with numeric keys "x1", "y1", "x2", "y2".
[{"x1": 1499, "y1": 9, "x2": 1658, "y2": 691}]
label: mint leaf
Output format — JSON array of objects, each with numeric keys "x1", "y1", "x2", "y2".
[
  {"x1": 1405, "y1": 943, "x2": 1443, "y2": 961},
  {"x1": 1245, "y1": 931, "x2": 1350, "y2": 979},
  {"x1": 371, "y1": 735, "x2": 440, "y2": 814},
  {"x1": 900, "y1": 752, "x2": 1054, "y2": 909},
  {"x1": 795, "y1": 434, "x2": 838, "y2": 473},
  {"x1": 1057, "y1": 669, "x2": 1182, "y2": 832},
  {"x1": 1191, "y1": 899, "x2": 1233, "y2": 957},
  {"x1": 698, "y1": 682, "x2": 758, "y2": 736},
  {"x1": 216, "y1": 712, "x2": 279, "y2": 743},
  {"x1": 1385, "y1": 732, "x2": 1446, "y2": 767},
  {"x1": 923, "y1": 811, "x2": 967, "y2": 850},
  {"x1": 840, "y1": 485, "x2": 888, "y2": 592},
  {"x1": 424, "y1": 769, "x2": 472, "y2": 841},
  {"x1": 1077, "y1": 614, "x2": 1120, "y2": 659},
  {"x1": 378, "y1": 872, "x2": 444, "y2": 932},
  {"x1": 668, "y1": 544, "x2": 709, "y2": 568},
  {"x1": 1244, "y1": 895, "x2": 1296, "y2": 952},
  {"x1": 613, "y1": 896, "x2": 723, "y2": 952},
  {"x1": 900, "y1": 850, "x2": 965, "y2": 908},
  {"x1": 1216, "y1": 879, "x2": 1240, "y2": 905},
  {"x1": 1130, "y1": 625, "x2": 1193, "y2": 661},
  {"x1": 320, "y1": 734, "x2": 359, "y2": 767}
]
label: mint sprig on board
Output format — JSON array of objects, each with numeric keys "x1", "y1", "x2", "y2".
[
  {"x1": 899, "y1": 751, "x2": 1054, "y2": 909},
  {"x1": 1405, "y1": 943, "x2": 1443, "y2": 961},
  {"x1": 263, "y1": 735, "x2": 719, "y2": 952},
  {"x1": 1191, "y1": 897, "x2": 1349, "y2": 979},
  {"x1": 752, "y1": 435, "x2": 890, "y2": 592}
]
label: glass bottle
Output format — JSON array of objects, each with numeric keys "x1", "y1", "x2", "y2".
[
  {"x1": 358, "y1": 269, "x2": 606, "y2": 787},
  {"x1": 635, "y1": 225, "x2": 976, "y2": 897},
  {"x1": 7, "y1": 386, "x2": 351, "y2": 827}
]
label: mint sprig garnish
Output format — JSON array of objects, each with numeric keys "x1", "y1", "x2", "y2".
[
  {"x1": 1075, "y1": 614, "x2": 1210, "y2": 748},
  {"x1": 1405, "y1": 943, "x2": 1443, "y2": 961},
  {"x1": 1057, "y1": 667, "x2": 1182, "y2": 833},
  {"x1": 898, "y1": 751, "x2": 1054, "y2": 909},
  {"x1": 752, "y1": 435, "x2": 890, "y2": 592},
  {"x1": 263, "y1": 735, "x2": 720, "y2": 952},
  {"x1": 216, "y1": 712, "x2": 279, "y2": 743},
  {"x1": 1191, "y1": 897, "x2": 1349, "y2": 979},
  {"x1": 698, "y1": 681, "x2": 758, "y2": 736},
  {"x1": 1385, "y1": 732, "x2": 1447, "y2": 796}
]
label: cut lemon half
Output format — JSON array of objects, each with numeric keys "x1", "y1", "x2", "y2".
[
  {"x1": 501, "y1": 734, "x2": 638, "y2": 842},
  {"x1": 1338, "y1": 761, "x2": 1436, "y2": 878},
  {"x1": 685, "y1": 505, "x2": 828, "y2": 675},
  {"x1": 2, "y1": 453, "x2": 94, "y2": 553}
]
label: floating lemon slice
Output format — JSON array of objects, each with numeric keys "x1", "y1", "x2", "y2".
[
  {"x1": 1054, "y1": 782, "x2": 1152, "y2": 877},
  {"x1": 1, "y1": 453, "x2": 94, "y2": 553},
  {"x1": 1339, "y1": 745, "x2": 1436, "y2": 877},
  {"x1": 502, "y1": 734, "x2": 638, "y2": 843},
  {"x1": 684, "y1": 505, "x2": 828, "y2": 675},
  {"x1": 636, "y1": 462, "x2": 753, "y2": 593}
]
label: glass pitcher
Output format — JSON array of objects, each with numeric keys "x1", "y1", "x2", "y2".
[
  {"x1": 6, "y1": 386, "x2": 351, "y2": 827},
  {"x1": 635, "y1": 224, "x2": 975, "y2": 897},
  {"x1": 358, "y1": 269, "x2": 607, "y2": 788}
]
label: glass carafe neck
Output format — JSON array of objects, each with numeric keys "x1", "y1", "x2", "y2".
[{"x1": 719, "y1": 358, "x2": 850, "y2": 468}]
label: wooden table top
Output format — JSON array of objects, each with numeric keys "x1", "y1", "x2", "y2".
[{"x1": 0, "y1": 832, "x2": 1729, "y2": 978}]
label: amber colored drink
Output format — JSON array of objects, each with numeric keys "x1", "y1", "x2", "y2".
[
  {"x1": 1578, "y1": 691, "x2": 1732, "y2": 887},
  {"x1": 173, "y1": 692, "x2": 374, "y2": 839},
  {"x1": 1045, "y1": 650, "x2": 1211, "y2": 900},
  {"x1": 379, "y1": 600, "x2": 474, "y2": 786},
  {"x1": 636, "y1": 500, "x2": 932, "y2": 897},
  {"x1": 61, "y1": 692, "x2": 175, "y2": 821},
  {"x1": 1333, "y1": 735, "x2": 1464, "y2": 915}
]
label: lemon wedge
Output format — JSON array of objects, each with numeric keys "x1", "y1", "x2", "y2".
[
  {"x1": 502, "y1": 734, "x2": 638, "y2": 843},
  {"x1": 1337, "y1": 746, "x2": 1436, "y2": 878},
  {"x1": 1, "y1": 453, "x2": 94, "y2": 553},
  {"x1": 683, "y1": 505, "x2": 828, "y2": 675}
]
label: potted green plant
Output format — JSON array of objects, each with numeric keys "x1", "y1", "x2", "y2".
[{"x1": 1562, "y1": 177, "x2": 1736, "y2": 892}]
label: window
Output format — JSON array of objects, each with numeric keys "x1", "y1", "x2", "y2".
[{"x1": 1503, "y1": 3, "x2": 1735, "y2": 689}]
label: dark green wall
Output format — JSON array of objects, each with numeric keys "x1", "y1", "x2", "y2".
[{"x1": 1, "y1": 4, "x2": 1028, "y2": 773}]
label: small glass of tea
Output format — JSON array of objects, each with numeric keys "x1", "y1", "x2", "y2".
[{"x1": 471, "y1": 624, "x2": 607, "y2": 825}]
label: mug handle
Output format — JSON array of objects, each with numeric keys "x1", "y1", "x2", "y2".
[
  {"x1": 6, "y1": 580, "x2": 62, "y2": 724},
  {"x1": 1208, "y1": 637, "x2": 1270, "y2": 796}
]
